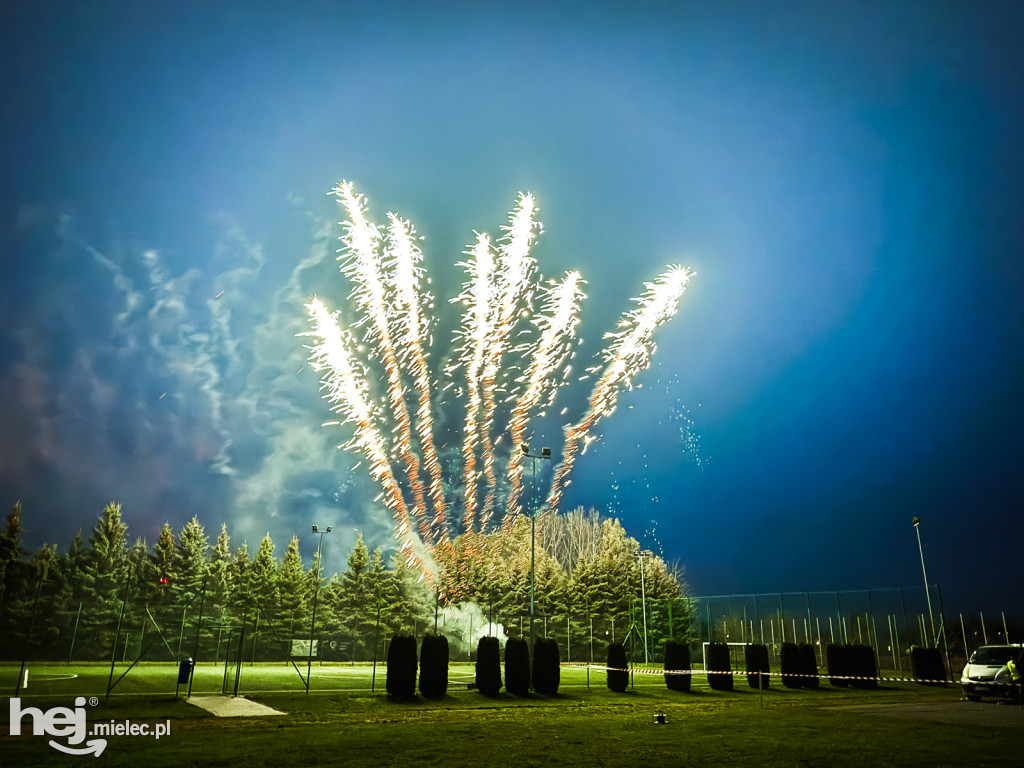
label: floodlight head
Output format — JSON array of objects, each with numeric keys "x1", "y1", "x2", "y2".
[
  {"x1": 312, "y1": 524, "x2": 319, "y2": 533},
  {"x1": 541, "y1": 447, "x2": 551, "y2": 458},
  {"x1": 520, "y1": 443, "x2": 529, "y2": 454},
  {"x1": 912, "y1": 516, "x2": 920, "y2": 527},
  {"x1": 325, "y1": 526, "x2": 333, "y2": 533}
]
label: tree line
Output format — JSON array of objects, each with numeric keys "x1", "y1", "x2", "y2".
[{"x1": 0, "y1": 501, "x2": 692, "y2": 663}]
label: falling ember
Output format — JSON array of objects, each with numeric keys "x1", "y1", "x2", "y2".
[{"x1": 301, "y1": 182, "x2": 693, "y2": 583}]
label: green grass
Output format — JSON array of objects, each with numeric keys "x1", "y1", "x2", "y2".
[{"x1": 2, "y1": 663, "x2": 1021, "y2": 767}]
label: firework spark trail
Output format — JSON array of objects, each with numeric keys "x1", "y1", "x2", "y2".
[
  {"x1": 545, "y1": 266, "x2": 693, "y2": 514},
  {"x1": 478, "y1": 194, "x2": 540, "y2": 524},
  {"x1": 303, "y1": 298, "x2": 424, "y2": 572},
  {"x1": 334, "y1": 183, "x2": 429, "y2": 537},
  {"x1": 306, "y1": 183, "x2": 693, "y2": 580},
  {"x1": 454, "y1": 233, "x2": 497, "y2": 533},
  {"x1": 504, "y1": 271, "x2": 586, "y2": 528},
  {"x1": 385, "y1": 213, "x2": 449, "y2": 545}
]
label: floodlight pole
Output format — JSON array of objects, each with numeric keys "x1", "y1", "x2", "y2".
[
  {"x1": 912, "y1": 516, "x2": 936, "y2": 647},
  {"x1": 307, "y1": 524, "x2": 332, "y2": 694},
  {"x1": 522, "y1": 444, "x2": 551, "y2": 649},
  {"x1": 637, "y1": 550, "x2": 650, "y2": 665}
]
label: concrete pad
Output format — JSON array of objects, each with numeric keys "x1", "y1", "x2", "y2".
[{"x1": 187, "y1": 696, "x2": 285, "y2": 717}]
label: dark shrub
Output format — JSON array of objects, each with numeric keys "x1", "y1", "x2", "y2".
[
  {"x1": 418, "y1": 634, "x2": 449, "y2": 699},
  {"x1": 664, "y1": 641, "x2": 691, "y2": 692},
  {"x1": 386, "y1": 634, "x2": 417, "y2": 698},
  {"x1": 706, "y1": 642, "x2": 733, "y2": 691},
  {"x1": 850, "y1": 644, "x2": 878, "y2": 689},
  {"x1": 475, "y1": 636, "x2": 502, "y2": 696},
  {"x1": 799, "y1": 643, "x2": 819, "y2": 689},
  {"x1": 532, "y1": 637, "x2": 561, "y2": 696},
  {"x1": 745, "y1": 643, "x2": 770, "y2": 689},
  {"x1": 780, "y1": 642, "x2": 802, "y2": 689},
  {"x1": 911, "y1": 647, "x2": 947, "y2": 685},
  {"x1": 504, "y1": 638, "x2": 531, "y2": 697},
  {"x1": 607, "y1": 643, "x2": 629, "y2": 693},
  {"x1": 827, "y1": 644, "x2": 851, "y2": 687}
]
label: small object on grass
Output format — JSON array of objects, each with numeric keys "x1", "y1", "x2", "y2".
[{"x1": 653, "y1": 712, "x2": 667, "y2": 725}]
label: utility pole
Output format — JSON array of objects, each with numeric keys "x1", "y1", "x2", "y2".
[
  {"x1": 637, "y1": 550, "x2": 650, "y2": 665},
  {"x1": 912, "y1": 516, "x2": 936, "y2": 647},
  {"x1": 307, "y1": 524, "x2": 332, "y2": 694},
  {"x1": 521, "y1": 444, "x2": 551, "y2": 649}
]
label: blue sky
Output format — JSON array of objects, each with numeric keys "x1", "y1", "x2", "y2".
[{"x1": 2, "y1": 1, "x2": 1022, "y2": 619}]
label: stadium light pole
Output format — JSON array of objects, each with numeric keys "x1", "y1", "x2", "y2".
[
  {"x1": 307, "y1": 524, "x2": 332, "y2": 694},
  {"x1": 637, "y1": 549, "x2": 650, "y2": 665},
  {"x1": 911, "y1": 516, "x2": 936, "y2": 647},
  {"x1": 521, "y1": 444, "x2": 551, "y2": 649}
]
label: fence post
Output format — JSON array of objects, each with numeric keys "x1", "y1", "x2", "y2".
[
  {"x1": 936, "y1": 585, "x2": 952, "y2": 676},
  {"x1": 15, "y1": 564, "x2": 48, "y2": 697},
  {"x1": 888, "y1": 614, "x2": 897, "y2": 672},
  {"x1": 105, "y1": 564, "x2": 133, "y2": 702},
  {"x1": 816, "y1": 618, "x2": 823, "y2": 665},
  {"x1": 67, "y1": 600, "x2": 83, "y2": 667},
  {"x1": 871, "y1": 615, "x2": 880, "y2": 670},
  {"x1": 187, "y1": 575, "x2": 208, "y2": 697},
  {"x1": 805, "y1": 592, "x2": 812, "y2": 646}
]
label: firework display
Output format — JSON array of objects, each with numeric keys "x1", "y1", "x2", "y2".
[{"x1": 301, "y1": 182, "x2": 692, "y2": 579}]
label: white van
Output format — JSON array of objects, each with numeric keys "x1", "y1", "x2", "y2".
[{"x1": 960, "y1": 644, "x2": 1022, "y2": 701}]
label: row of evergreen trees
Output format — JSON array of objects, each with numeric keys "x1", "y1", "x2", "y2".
[{"x1": 0, "y1": 501, "x2": 692, "y2": 662}]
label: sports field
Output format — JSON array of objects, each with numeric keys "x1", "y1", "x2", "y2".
[{"x1": 2, "y1": 662, "x2": 1021, "y2": 767}]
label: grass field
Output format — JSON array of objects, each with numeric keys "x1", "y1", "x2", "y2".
[{"x1": 2, "y1": 662, "x2": 1022, "y2": 767}]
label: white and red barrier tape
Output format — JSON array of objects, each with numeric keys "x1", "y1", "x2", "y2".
[{"x1": 560, "y1": 663, "x2": 948, "y2": 685}]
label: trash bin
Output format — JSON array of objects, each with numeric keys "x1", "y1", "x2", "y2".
[{"x1": 177, "y1": 658, "x2": 194, "y2": 685}]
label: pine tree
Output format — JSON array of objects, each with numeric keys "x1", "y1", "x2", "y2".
[
  {"x1": 387, "y1": 553, "x2": 432, "y2": 636},
  {"x1": 277, "y1": 536, "x2": 308, "y2": 633},
  {"x1": 246, "y1": 534, "x2": 278, "y2": 663},
  {"x1": 0, "y1": 502, "x2": 26, "y2": 600},
  {"x1": 250, "y1": 533, "x2": 279, "y2": 618},
  {"x1": 61, "y1": 531, "x2": 88, "y2": 661},
  {"x1": 228, "y1": 542, "x2": 251, "y2": 612},
  {"x1": 79, "y1": 502, "x2": 130, "y2": 658},
  {"x1": 208, "y1": 524, "x2": 233, "y2": 625},
  {"x1": 0, "y1": 501, "x2": 28, "y2": 652},
  {"x1": 147, "y1": 524, "x2": 177, "y2": 616},
  {"x1": 338, "y1": 533, "x2": 371, "y2": 659},
  {"x1": 28, "y1": 543, "x2": 62, "y2": 653},
  {"x1": 365, "y1": 546, "x2": 389, "y2": 659},
  {"x1": 177, "y1": 516, "x2": 210, "y2": 608}
]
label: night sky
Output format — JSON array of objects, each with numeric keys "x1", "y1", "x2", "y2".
[{"x1": 2, "y1": 1, "x2": 1022, "y2": 620}]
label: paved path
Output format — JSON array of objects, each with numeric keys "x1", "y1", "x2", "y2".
[
  {"x1": 826, "y1": 700, "x2": 1024, "y2": 728},
  {"x1": 187, "y1": 696, "x2": 285, "y2": 717}
]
